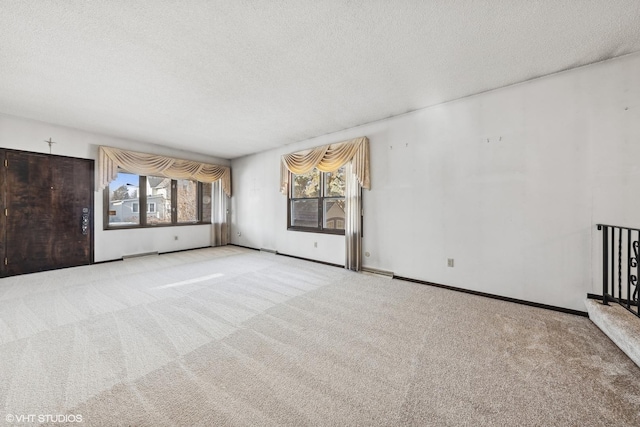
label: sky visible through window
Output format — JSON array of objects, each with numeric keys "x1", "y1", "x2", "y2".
[{"x1": 109, "y1": 172, "x2": 139, "y2": 196}]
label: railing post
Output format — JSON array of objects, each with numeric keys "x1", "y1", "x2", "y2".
[
  {"x1": 601, "y1": 225, "x2": 609, "y2": 305},
  {"x1": 627, "y1": 229, "x2": 632, "y2": 309},
  {"x1": 618, "y1": 228, "x2": 622, "y2": 300},
  {"x1": 611, "y1": 227, "x2": 615, "y2": 301}
]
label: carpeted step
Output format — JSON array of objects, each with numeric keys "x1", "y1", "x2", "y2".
[{"x1": 585, "y1": 298, "x2": 640, "y2": 369}]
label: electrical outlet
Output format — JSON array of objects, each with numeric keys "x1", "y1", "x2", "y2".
[
  {"x1": 447, "y1": 258, "x2": 454, "y2": 267},
  {"x1": 174, "y1": 236, "x2": 178, "y2": 241},
  {"x1": 314, "y1": 242, "x2": 318, "y2": 248}
]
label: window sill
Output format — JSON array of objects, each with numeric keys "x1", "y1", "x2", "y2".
[
  {"x1": 104, "y1": 222, "x2": 211, "y2": 231},
  {"x1": 287, "y1": 227, "x2": 345, "y2": 236}
]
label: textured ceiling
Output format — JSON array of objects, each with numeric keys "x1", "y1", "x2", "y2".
[{"x1": 1, "y1": 1, "x2": 640, "y2": 159}]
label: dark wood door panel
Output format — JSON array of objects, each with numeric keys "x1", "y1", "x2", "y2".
[
  {"x1": 0, "y1": 153, "x2": 5, "y2": 271},
  {"x1": 5, "y1": 152, "x2": 53, "y2": 275},
  {"x1": 50, "y1": 156, "x2": 93, "y2": 266},
  {"x1": 3, "y1": 150, "x2": 93, "y2": 276}
]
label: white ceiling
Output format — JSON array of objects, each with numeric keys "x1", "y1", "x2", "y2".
[{"x1": 1, "y1": 1, "x2": 640, "y2": 159}]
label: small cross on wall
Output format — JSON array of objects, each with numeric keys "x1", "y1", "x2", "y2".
[{"x1": 45, "y1": 137, "x2": 56, "y2": 154}]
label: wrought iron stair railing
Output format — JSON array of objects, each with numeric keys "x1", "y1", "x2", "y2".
[{"x1": 597, "y1": 224, "x2": 640, "y2": 318}]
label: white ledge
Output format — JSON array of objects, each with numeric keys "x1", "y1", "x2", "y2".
[{"x1": 585, "y1": 298, "x2": 640, "y2": 369}]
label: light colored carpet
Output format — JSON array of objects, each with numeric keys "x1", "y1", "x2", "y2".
[{"x1": 0, "y1": 246, "x2": 639, "y2": 426}]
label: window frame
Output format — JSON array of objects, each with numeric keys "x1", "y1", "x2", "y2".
[
  {"x1": 104, "y1": 173, "x2": 211, "y2": 230},
  {"x1": 287, "y1": 168, "x2": 345, "y2": 236}
]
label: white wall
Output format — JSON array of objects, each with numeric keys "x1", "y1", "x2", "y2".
[
  {"x1": 230, "y1": 52, "x2": 640, "y2": 312},
  {"x1": 231, "y1": 147, "x2": 348, "y2": 265},
  {"x1": 0, "y1": 114, "x2": 230, "y2": 262}
]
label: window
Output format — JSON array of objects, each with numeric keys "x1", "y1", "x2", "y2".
[
  {"x1": 146, "y1": 176, "x2": 171, "y2": 225},
  {"x1": 177, "y1": 179, "x2": 198, "y2": 223},
  {"x1": 288, "y1": 166, "x2": 345, "y2": 234},
  {"x1": 107, "y1": 172, "x2": 140, "y2": 226},
  {"x1": 105, "y1": 171, "x2": 212, "y2": 229}
]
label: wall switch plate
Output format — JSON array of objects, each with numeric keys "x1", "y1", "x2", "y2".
[
  {"x1": 314, "y1": 242, "x2": 317, "y2": 248},
  {"x1": 447, "y1": 258, "x2": 454, "y2": 267}
]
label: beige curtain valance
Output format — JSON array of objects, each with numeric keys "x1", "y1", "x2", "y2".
[
  {"x1": 98, "y1": 146, "x2": 231, "y2": 197},
  {"x1": 280, "y1": 136, "x2": 370, "y2": 194}
]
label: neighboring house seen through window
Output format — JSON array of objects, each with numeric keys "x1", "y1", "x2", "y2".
[
  {"x1": 288, "y1": 166, "x2": 345, "y2": 234},
  {"x1": 105, "y1": 171, "x2": 212, "y2": 229}
]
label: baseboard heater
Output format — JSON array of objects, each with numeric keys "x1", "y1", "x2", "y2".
[
  {"x1": 361, "y1": 266, "x2": 394, "y2": 277},
  {"x1": 122, "y1": 251, "x2": 159, "y2": 260}
]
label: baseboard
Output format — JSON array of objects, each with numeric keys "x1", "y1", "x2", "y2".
[
  {"x1": 228, "y1": 245, "x2": 343, "y2": 268},
  {"x1": 275, "y1": 252, "x2": 344, "y2": 269},
  {"x1": 159, "y1": 245, "x2": 212, "y2": 256},
  {"x1": 228, "y1": 243, "x2": 260, "y2": 251},
  {"x1": 393, "y1": 275, "x2": 588, "y2": 317},
  {"x1": 92, "y1": 258, "x2": 122, "y2": 265}
]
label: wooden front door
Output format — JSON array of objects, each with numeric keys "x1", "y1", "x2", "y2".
[{"x1": 0, "y1": 150, "x2": 93, "y2": 276}]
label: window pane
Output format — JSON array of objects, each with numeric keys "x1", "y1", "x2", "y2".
[
  {"x1": 292, "y1": 169, "x2": 320, "y2": 198},
  {"x1": 291, "y1": 199, "x2": 318, "y2": 228},
  {"x1": 108, "y1": 172, "x2": 140, "y2": 226},
  {"x1": 147, "y1": 176, "x2": 172, "y2": 225},
  {"x1": 323, "y1": 198, "x2": 345, "y2": 230},
  {"x1": 324, "y1": 167, "x2": 345, "y2": 197},
  {"x1": 177, "y1": 179, "x2": 198, "y2": 223},
  {"x1": 201, "y1": 182, "x2": 212, "y2": 223}
]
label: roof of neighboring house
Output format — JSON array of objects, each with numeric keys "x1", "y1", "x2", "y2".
[{"x1": 148, "y1": 177, "x2": 171, "y2": 189}]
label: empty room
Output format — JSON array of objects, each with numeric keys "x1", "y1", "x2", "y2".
[{"x1": 1, "y1": 1, "x2": 640, "y2": 426}]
